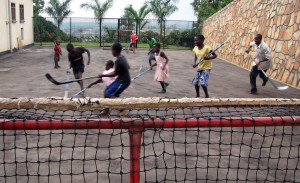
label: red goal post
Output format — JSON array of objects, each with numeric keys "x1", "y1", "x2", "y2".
[{"x1": 0, "y1": 97, "x2": 299, "y2": 183}]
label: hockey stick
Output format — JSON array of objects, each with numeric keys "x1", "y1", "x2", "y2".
[
  {"x1": 195, "y1": 27, "x2": 232, "y2": 67},
  {"x1": 71, "y1": 88, "x2": 87, "y2": 99},
  {"x1": 136, "y1": 54, "x2": 149, "y2": 72},
  {"x1": 248, "y1": 54, "x2": 289, "y2": 90},
  {"x1": 46, "y1": 31, "x2": 55, "y2": 45},
  {"x1": 131, "y1": 66, "x2": 156, "y2": 81},
  {"x1": 195, "y1": 43, "x2": 226, "y2": 66},
  {"x1": 123, "y1": 38, "x2": 138, "y2": 50},
  {"x1": 64, "y1": 67, "x2": 71, "y2": 98},
  {"x1": 45, "y1": 73, "x2": 97, "y2": 85}
]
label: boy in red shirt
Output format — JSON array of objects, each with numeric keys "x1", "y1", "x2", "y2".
[
  {"x1": 127, "y1": 30, "x2": 138, "y2": 54},
  {"x1": 54, "y1": 40, "x2": 62, "y2": 69}
]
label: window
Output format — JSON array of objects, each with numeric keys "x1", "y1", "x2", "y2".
[
  {"x1": 11, "y1": 3, "x2": 16, "y2": 22},
  {"x1": 21, "y1": 28, "x2": 24, "y2": 40},
  {"x1": 20, "y1": 5, "x2": 25, "y2": 22}
]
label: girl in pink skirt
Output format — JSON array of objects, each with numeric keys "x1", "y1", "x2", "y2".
[{"x1": 150, "y1": 43, "x2": 170, "y2": 93}]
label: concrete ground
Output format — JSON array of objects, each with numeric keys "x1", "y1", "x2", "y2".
[
  {"x1": 0, "y1": 45, "x2": 299, "y2": 99},
  {"x1": 0, "y1": 46, "x2": 299, "y2": 183}
]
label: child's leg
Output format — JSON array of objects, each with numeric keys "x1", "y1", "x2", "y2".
[
  {"x1": 54, "y1": 55, "x2": 58, "y2": 68},
  {"x1": 159, "y1": 81, "x2": 165, "y2": 89},
  {"x1": 74, "y1": 72, "x2": 84, "y2": 90},
  {"x1": 133, "y1": 44, "x2": 136, "y2": 53},
  {"x1": 201, "y1": 85, "x2": 209, "y2": 98},
  {"x1": 194, "y1": 85, "x2": 200, "y2": 98},
  {"x1": 57, "y1": 55, "x2": 60, "y2": 67}
]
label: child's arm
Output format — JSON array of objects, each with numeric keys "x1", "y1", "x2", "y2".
[
  {"x1": 87, "y1": 79, "x2": 102, "y2": 88},
  {"x1": 68, "y1": 55, "x2": 73, "y2": 68},
  {"x1": 54, "y1": 46, "x2": 59, "y2": 51},
  {"x1": 193, "y1": 54, "x2": 197, "y2": 68},
  {"x1": 99, "y1": 71, "x2": 117, "y2": 78},
  {"x1": 245, "y1": 45, "x2": 253, "y2": 53},
  {"x1": 204, "y1": 50, "x2": 217, "y2": 60},
  {"x1": 160, "y1": 51, "x2": 168, "y2": 70},
  {"x1": 150, "y1": 62, "x2": 157, "y2": 70},
  {"x1": 82, "y1": 48, "x2": 91, "y2": 65}
]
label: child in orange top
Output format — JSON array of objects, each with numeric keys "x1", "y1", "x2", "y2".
[
  {"x1": 54, "y1": 40, "x2": 62, "y2": 69},
  {"x1": 150, "y1": 43, "x2": 169, "y2": 93},
  {"x1": 127, "y1": 30, "x2": 138, "y2": 54}
]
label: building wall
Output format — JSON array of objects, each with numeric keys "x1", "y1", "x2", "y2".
[
  {"x1": 202, "y1": 0, "x2": 300, "y2": 88},
  {"x1": 0, "y1": 0, "x2": 33, "y2": 54}
]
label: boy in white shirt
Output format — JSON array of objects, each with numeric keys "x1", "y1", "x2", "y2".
[{"x1": 246, "y1": 34, "x2": 272, "y2": 94}]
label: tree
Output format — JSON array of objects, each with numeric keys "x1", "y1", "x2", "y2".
[
  {"x1": 191, "y1": 0, "x2": 234, "y2": 23},
  {"x1": 80, "y1": 0, "x2": 113, "y2": 23},
  {"x1": 33, "y1": 0, "x2": 45, "y2": 17},
  {"x1": 124, "y1": 4, "x2": 152, "y2": 37},
  {"x1": 147, "y1": 0, "x2": 178, "y2": 42},
  {"x1": 45, "y1": 0, "x2": 72, "y2": 36},
  {"x1": 120, "y1": 7, "x2": 135, "y2": 30}
]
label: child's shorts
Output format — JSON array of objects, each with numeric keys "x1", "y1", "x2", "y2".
[
  {"x1": 54, "y1": 54, "x2": 60, "y2": 61},
  {"x1": 73, "y1": 65, "x2": 84, "y2": 74},
  {"x1": 149, "y1": 50, "x2": 156, "y2": 61},
  {"x1": 192, "y1": 69, "x2": 211, "y2": 87},
  {"x1": 130, "y1": 43, "x2": 136, "y2": 48},
  {"x1": 106, "y1": 81, "x2": 129, "y2": 97}
]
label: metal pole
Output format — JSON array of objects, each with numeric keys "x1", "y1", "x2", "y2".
[
  {"x1": 8, "y1": 0, "x2": 13, "y2": 52},
  {"x1": 69, "y1": 17, "x2": 72, "y2": 43},
  {"x1": 99, "y1": 18, "x2": 102, "y2": 48},
  {"x1": 136, "y1": 19, "x2": 138, "y2": 49},
  {"x1": 163, "y1": 20, "x2": 166, "y2": 49},
  {"x1": 1, "y1": 117, "x2": 300, "y2": 130},
  {"x1": 39, "y1": 16, "x2": 42, "y2": 46},
  {"x1": 117, "y1": 19, "x2": 120, "y2": 42},
  {"x1": 129, "y1": 127, "x2": 142, "y2": 183}
]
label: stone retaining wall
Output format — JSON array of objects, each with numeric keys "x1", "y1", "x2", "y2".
[{"x1": 202, "y1": 0, "x2": 299, "y2": 88}]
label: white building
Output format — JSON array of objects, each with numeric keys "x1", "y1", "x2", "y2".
[{"x1": 1, "y1": 0, "x2": 34, "y2": 55}]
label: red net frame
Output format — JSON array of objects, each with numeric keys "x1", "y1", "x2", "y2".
[{"x1": 0, "y1": 97, "x2": 299, "y2": 183}]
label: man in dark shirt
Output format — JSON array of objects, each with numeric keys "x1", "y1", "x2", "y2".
[
  {"x1": 98, "y1": 42, "x2": 131, "y2": 115},
  {"x1": 67, "y1": 43, "x2": 90, "y2": 91}
]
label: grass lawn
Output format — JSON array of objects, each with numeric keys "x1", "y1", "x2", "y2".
[{"x1": 34, "y1": 42, "x2": 191, "y2": 50}]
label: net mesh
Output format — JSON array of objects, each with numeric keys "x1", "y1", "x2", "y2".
[{"x1": 0, "y1": 99, "x2": 299, "y2": 183}]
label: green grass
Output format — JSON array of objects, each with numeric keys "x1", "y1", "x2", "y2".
[{"x1": 34, "y1": 42, "x2": 191, "y2": 50}]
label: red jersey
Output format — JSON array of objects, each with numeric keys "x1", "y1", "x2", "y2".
[
  {"x1": 130, "y1": 34, "x2": 138, "y2": 43},
  {"x1": 54, "y1": 45, "x2": 61, "y2": 55}
]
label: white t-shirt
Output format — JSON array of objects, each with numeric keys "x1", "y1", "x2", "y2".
[
  {"x1": 250, "y1": 41, "x2": 272, "y2": 70},
  {"x1": 102, "y1": 68, "x2": 117, "y2": 86}
]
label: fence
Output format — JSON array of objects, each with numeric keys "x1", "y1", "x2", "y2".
[
  {"x1": 0, "y1": 97, "x2": 300, "y2": 182},
  {"x1": 33, "y1": 17, "x2": 199, "y2": 49}
]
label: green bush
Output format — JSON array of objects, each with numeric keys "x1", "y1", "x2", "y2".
[
  {"x1": 140, "y1": 30, "x2": 160, "y2": 43},
  {"x1": 165, "y1": 27, "x2": 202, "y2": 47},
  {"x1": 33, "y1": 16, "x2": 70, "y2": 42}
]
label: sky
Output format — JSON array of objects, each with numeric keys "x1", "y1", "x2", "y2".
[{"x1": 41, "y1": 0, "x2": 197, "y2": 21}]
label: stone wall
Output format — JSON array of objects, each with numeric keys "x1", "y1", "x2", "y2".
[{"x1": 202, "y1": 0, "x2": 299, "y2": 88}]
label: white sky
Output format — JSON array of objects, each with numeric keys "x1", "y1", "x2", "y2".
[{"x1": 41, "y1": 0, "x2": 197, "y2": 21}]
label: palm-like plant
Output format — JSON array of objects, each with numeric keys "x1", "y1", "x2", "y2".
[
  {"x1": 148, "y1": 0, "x2": 178, "y2": 42},
  {"x1": 45, "y1": 0, "x2": 72, "y2": 35},
  {"x1": 80, "y1": 0, "x2": 113, "y2": 24},
  {"x1": 33, "y1": 0, "x2": 45, "y2": 17},
  {"x1": 124, "y1": 4, "x2": 152, "y2": 36}
]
